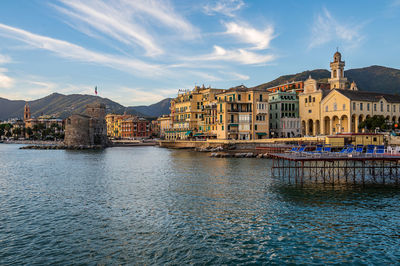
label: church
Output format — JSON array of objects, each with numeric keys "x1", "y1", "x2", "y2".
[{"x1": 299, "y1": 51, "x2": 400, "y2": 136}]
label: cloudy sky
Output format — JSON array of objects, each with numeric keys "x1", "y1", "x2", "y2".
[{"x1": 0, "y1": 0, "x2": 399, "y2": 106}]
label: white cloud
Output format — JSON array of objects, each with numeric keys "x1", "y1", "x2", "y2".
[
  {"x1": 309, "y1": 8, "x2": 364, "y2": 49},
  {"x1": 0, "y1": 23, "x2": 165, "y2": 77},
  {"x1": 0, "y1": 68, "x2": 14, "y2": 89},
  {"x1": 112, "y1": 87, "x2": 168, "y2": 106},
  {"x1": 223, "y1": 21, "x2": 275, "y2": 50},
  {"x1": 0, "y1": 54, "x2": 11, "y2": 64},
  {"x1": 204, "y1": 0, "x2": 244, "y2": 17},
  {"x1": 191, "y1": 45, "x2": 275, "y2": 65},
  {"x1": 53, "y1": 0, "x2": 198, "y2": 56},
  {"x1": 219, "y1": 71, "x2": 249, "y2": 81}
]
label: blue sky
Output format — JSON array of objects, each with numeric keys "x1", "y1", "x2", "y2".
[{"x1": 0, "y1": 0, "x2": 399, "y2": 106}]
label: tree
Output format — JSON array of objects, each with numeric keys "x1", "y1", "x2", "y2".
[
  {"x1": 359, "y1": 115, "x2": 389, "y2": 132},
  {"x1": 26, "y1": 127, "x2": 33, "y2": 139},
  {"x1": 12, "y1": 127, "x2": 22, "y2": 139}
]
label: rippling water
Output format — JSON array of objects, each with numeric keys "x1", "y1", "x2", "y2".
[{"x1": 1, "y1": 144, "x2": 400, "y2": 264}]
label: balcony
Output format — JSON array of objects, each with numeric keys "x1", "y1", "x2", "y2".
[{"x1": 256, "y1": 102, "x2": 268, "y2": 114}]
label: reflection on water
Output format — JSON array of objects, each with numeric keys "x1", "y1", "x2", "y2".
[{"x1": 0, "y1": 144, "x2": 399, "y2": 264}]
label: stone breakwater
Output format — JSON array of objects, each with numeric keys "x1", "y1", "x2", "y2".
[{"x1": 20, "y1": 145, "x2": 105, "y2": 150}]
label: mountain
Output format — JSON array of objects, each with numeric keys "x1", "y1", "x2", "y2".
[
  {"x1": 253, "y1": 65, "x2": 400, "y2": 93},
  {"x1": 345, "y1": 66, "x2": 400, "y2": 95},
  {"x1": 127, "y1": 98, "x2": 172, "y2": 117},
  {"x1": 253, "y1": 69, "x2": 330, "y2": 90},
  {"x1": 0, "y1": 93, "x2": 171, "y2": 120}
]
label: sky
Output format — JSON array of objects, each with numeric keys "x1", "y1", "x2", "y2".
[{"x1": 0, "y1": 0, "x2": 399, "y2": 106}]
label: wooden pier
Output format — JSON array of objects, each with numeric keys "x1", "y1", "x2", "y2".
[{"x1": 270, "y1": 153, "x2": 400, "y2": 186}]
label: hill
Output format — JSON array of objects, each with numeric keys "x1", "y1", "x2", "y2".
[
  {"x1": 253, "y1": 65, "x2": 400, "y2": 93},
  {"x1": 0, "y1": 93, "x2": 171, "y2": 120}
]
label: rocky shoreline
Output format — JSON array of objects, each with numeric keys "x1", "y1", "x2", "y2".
[{"x1": 20, "y1": 144, "x2": 106, "y2": 150}]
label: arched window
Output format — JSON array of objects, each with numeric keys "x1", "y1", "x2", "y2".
[
  {"x1": 333, "y1": 102, "x2": 337, "y2": 111},
  {"x1": 325, "y1": 106, "x2": 328, "y2": 112}
]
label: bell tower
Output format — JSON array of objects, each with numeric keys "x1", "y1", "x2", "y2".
[
  {"x1": 24, "y1": 102, "x2": 31, "y2": 121},
  {"x1": 328, "y1": 50, "x2": 347, "y2": 89}
]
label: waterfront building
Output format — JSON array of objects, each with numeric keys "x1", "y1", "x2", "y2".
[
  {"x1": 268, "y1": 90, "x2": 300, "y2": 137},
  {"x1": 105, "y1": 114, "x2": 128, "y2": 138},
  {"x1": 167, "y1": 85, "x2": 224, "y2": 140},
  {"x1": 157, "y1": 115, "x2": 172, "y2": 139},
  {"x1": 106, "y1": 113, "x2": 151, "y2": 139},
  {"x1": 121, "y1": 116, "x2": 151, "y2": 139},
  {"x1": 22, "y1": 103, "x2": 64, "y2": 138},
  {"x1": 300, "y1": 51, "x2": 400, "y2": 136},
  {"x1": 215, "y1": 85, "x2": 269, "y2": 140}
]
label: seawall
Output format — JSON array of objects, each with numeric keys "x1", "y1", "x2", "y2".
[{"x1": 158, "y1": 136, "x2": 326, "y2": 150}]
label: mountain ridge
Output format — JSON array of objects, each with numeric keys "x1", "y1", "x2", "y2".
[{"x1": 0, "y1": 93, "x2": 172, "y2": 120}]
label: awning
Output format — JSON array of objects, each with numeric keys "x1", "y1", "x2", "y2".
[
  {"x1": 185, "y1": 131, "x2": 192, "y2": 136},
  {"x1": 256, "y1": 132, "x2": 267, "y2": 136},
  {"x1": 193, "y1": 133, "x2": 203, "y2": 137},
  {"x1": 229, "y1": 123, "x2": 239, "y2": 126}
]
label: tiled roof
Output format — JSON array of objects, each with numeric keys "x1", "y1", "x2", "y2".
[{"x1": 336, "y1": 89, "x2": 400, "y2": 103}]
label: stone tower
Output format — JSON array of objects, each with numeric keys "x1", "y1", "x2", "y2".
[
  {"x1": 86, "y1": 102, "x2": 106, "y2": 119},
  {"x1": 24, "y1": 102, "x2": 31, "y2": 121},
  {"x1": 64, "y1": 102, "x2": 109, "y2": 147},
  {"x1": 328, "y1": 51, "x2": 348, "y2": 89}
]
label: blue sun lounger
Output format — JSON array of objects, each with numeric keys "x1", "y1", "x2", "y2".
[
  {"x1": 375, "y1": 145, "x2": 385, "y2": 156},
  {"x1": 366, "y1": 145, "x2": 375, "y2": 156}
]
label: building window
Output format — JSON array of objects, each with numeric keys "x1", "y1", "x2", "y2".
[
  {"x1": 220, "y1": 115, "x2": 222, "y2": 122},
  {"x1": 381, "y1": 101, "x2": 383, "y2": 112},
  {"x1": 325, "y1": 106, "x2": 328, "y2": 112},
  {"x1": 260, "y1": 94, "x2": 263, "y2": 101},
  {"x1": 353, "y1": 102, "x2": 356, "y2": 110},
  {"x1": 305, "y1": 98, "x2": 307, "y2": 103},
  {"x1": 360, "y1": 103, "x2": 363, "y2": 111},
  {"x1": 309, "y1": 96, "x2": 312, "y2": 102},
  {"x1": 238, "y1": 94, "x2": 241, "y2": 101},
  {"x1": 313, "y1": 97, "x2": 315, "y2": 102},
  {"x1": 374, "y1": 104, "x2": 377, "y2": 111},
  {"x1": 394, "y1": 105, "x2": 396, "y2": 112},
  {"x1": 367, "y1": 103, "x2": 370, "y2": 111},
  {"x1": 248, "y1": 94, "x2": 251, "y2": 100},
  {"x1": 387, "y1": 105, "x2": 390, "y2": 112},
  {"x1": 334, "y1": 103, "x2": 337, "y2": 111},
  {"x1": 255, "y1": 125, "x2": 258, "y2": 130},
  {"x1": 222, "y1": 125, "x2": 224, "y2": 130},
  {"x1": 308, "y1": 110, "x2": 312, "y2": 113},
  {"x1": 343, "y1": 104, "x2": 346, "y2": 110}
]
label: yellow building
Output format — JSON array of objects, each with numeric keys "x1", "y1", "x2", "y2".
[
  {"x1": 157, "y1": 115, "x2": 172, "y2": 139},
  {"x1": 167, "y1": 85, "x2": 224, "y2": 140},
  {"x1": 105, "y1": 114, "x2": 130, "y2": 138},
  {"x1": 300, "y1": 51, "x2": 400, "y2": 136},
  {"x1": 215, "y1": 85, "x2": 269, "y2": 140}
]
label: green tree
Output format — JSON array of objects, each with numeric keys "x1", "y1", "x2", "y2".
[
  {"x1": 359, "y1": 115, "x2": 389, "y2": 132},
  {"x1": 12, "y1": 127, "x2": 22, "y2": 139},
  {"x1": 26, "y1": 127, "x2": 33, "y2": 139}
]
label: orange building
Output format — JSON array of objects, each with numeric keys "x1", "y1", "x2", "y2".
[
  {"x1": 121, "y1": 117, "x2": 151, "y2": 139},
  {"x1": 266, "y1": 81, "x2": 304, "y2": 93}
]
